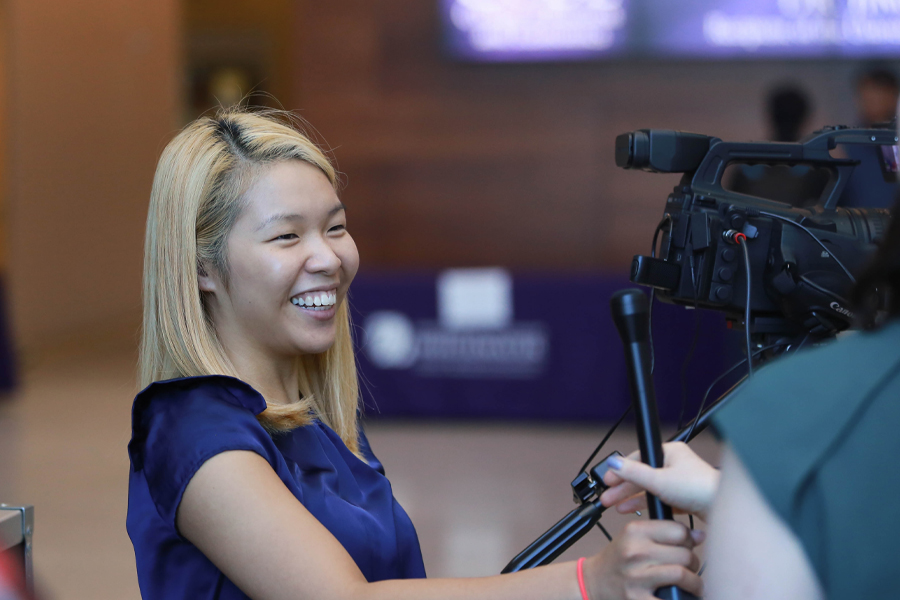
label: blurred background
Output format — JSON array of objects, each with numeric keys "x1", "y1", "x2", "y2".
[{"x1": 0, "y1": 0, "x2": 897, "y2": 597}]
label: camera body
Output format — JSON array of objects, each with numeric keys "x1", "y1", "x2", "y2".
[{"x1": 617, "y1": 125, "x2": 895, "y2": 339}]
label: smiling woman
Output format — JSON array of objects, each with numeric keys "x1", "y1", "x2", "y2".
[
  {"x1": 197, "y1": 160, "x2": 359, "y2": 403},
  {"x1": 127, "y1": 108, "x2": 704, "y2": 600},
  {"x1": 139, "y1": 111, "x2": 360, "y2": 438}
]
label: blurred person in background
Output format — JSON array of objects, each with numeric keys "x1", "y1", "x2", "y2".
[
  {"x1": 600, "y1": 186, "x2": 900, "y2": 598},
  {"x1": 841, "y1": 66, "x2": 899, "y2": 209},
  {"x1": 765, "y1": 85, "x2": 814, "y2": 142},
  {"x1": 728, "y1": 85, "x2": 829, "y2": 207},
  {"x1": 855, "y1": 67, "x2": 900, "y2": 128},
  {"x1": 127, "y1": 108, "x2": 706, "y2": 600}
]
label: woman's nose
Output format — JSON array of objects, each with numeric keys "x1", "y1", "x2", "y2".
[{"x1": 305, "y1": 237, "x2": 342, "y2": 274}]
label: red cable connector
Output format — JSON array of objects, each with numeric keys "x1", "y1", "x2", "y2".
[{"x1": 723, "y1": 229, "x2": 748, "y2": 245}]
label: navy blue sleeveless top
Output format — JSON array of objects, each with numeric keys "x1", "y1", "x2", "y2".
[{"x1": 126, "y1": 375, "x2": 425, "y2": 599}]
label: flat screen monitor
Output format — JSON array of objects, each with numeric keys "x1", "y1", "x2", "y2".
[{"x1": 441, "y1": 0, "x2": 900, "y2": 62}]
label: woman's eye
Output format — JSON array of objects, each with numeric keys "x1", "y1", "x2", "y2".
[
  {"x1": 329, "y1": 224, "x2": 346, "y2": 233},
  {"x1": 274, "y1": 233, "x2": 298, "y2": 241}
]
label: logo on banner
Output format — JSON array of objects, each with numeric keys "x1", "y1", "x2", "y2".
[{"x1": 363, "y1": 268, "x2": 549, "y2": 379}]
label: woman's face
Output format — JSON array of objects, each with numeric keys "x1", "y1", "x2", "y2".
[{"x1": 200, "y1": 160, "x2": 359, "y2": 363}]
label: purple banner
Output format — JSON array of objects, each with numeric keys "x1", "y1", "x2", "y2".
[
  {"x1": 351, "y1": 270, "x2": 744, "y2": 423},
  {"x1": 441, "y1": 0, "x2": 900, "y2": 62}
]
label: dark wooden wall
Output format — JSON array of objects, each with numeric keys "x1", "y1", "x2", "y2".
[{"x1": 293, "y1": 0, "x2": 864, "y2": 271}]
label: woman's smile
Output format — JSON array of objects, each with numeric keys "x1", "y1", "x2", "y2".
[{"x1": 290, "y1": 289, "x2": 338, "y2": 320}]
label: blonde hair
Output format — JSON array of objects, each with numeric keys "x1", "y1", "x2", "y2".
[{"x1": 140, "y1": 108, "x2": 360, "y2": 452}]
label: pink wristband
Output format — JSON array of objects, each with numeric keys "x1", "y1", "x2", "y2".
[{"x1": 577, "y1": 557, "x2": 590, "y2": 600}]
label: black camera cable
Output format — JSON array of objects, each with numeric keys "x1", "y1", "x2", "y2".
[
  {"x1": 680, "y1": 339, "x2": 785, "y2": 536},
  {"x1": 581, "y1": 212, "x2": 671, "y2": 475},
  {"x1": 578, "y1": 405, "x2": 632, "y2": 478},
  {"x1": 678, "y1": 251, "x2": 702, "y2": 430},
  {"x1": 683, "y1": 342, "x2": 786, "y2": 444},
  {"x1": 651, "y1": 218, "x2": 701, "y2": 433},
  {"x1": 576, "y1": 404, "x2": 631, "y2": 543},
  {"x1": 798, "y1": 274, "x2": 850, "y2": 306},
  {"x1": 758, "y1": 210, "x2": 856, "y2": 283},
  {"x1": 737, "y1": 234, "x2": 754, "y2": 377},
  {"x1": 649, "y1": 215, "x2": 673, "y2": 374}
]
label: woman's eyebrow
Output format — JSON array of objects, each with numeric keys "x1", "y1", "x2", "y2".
[
  {"x1": 256, "y1": 203, "x2": 345, "y2": 231},
  {"x1": 256, "y1": 213, "x2": 303, "y2": 231}
]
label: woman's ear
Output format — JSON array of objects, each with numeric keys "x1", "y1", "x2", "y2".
[{"x1": 198, "y1": 262, "x2": 217, "y2": 293}]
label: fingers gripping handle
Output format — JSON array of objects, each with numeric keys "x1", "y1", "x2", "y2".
[{"x1": 610, "y1": 289, "x2": 700, "y2": 600}]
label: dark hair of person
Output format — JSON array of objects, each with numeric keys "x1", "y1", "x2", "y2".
[
  {"x1": 767, "y1": 86, "x2": 811, "y2": 142},
  {"x1": 852, "y1": 193, "x2": 900, "y2": 329},
  {"x1": 856, "y1": 67, "x2": 900, "y2": 93}
]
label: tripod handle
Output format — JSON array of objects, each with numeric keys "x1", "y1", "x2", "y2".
[{"x1": 611, "y1": 289, "x2": 700, "y2": 600}]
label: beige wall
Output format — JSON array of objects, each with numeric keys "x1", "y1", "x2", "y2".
[{"x1": 6, "y1": 0, "x2": 181, "y2": 353}]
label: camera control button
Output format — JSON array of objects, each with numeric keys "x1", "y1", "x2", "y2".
[
  {"x1": 715, "y1": 286, "x2": 733, "y2": 301},
  {"x1": 717, "y1": 267, "x2": 735, "y2": 282},
  {"x1": 721, "y1": 248, "x2": 736, "y2": 262}
]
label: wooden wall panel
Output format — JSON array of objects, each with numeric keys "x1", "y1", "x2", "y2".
[
  {"x1": 0, "y1": 1, "x2": 7, "y2": 271},
  {"x1": 293, "y1": 0, "x2": 863, "y2": 271},
  {"x1": 7, "y1": 0, "x2": 181, "y2": 351}
]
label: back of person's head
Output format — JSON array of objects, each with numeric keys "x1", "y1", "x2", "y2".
[
  {"x1": 767, "y1": 86, "x2": 811, "y2": 142},
  {"x1": 141, "y1": 108, "x2": 360, "y2": 448},
  {"x1": 852, "y1": 97, "x2": 900, "y2": 328},
  {"x1": 856, "y1": 67, "x2": 900, "y2": 93},
  {"x1": 852, "y1": 193, "x2": 900, "y2": 329},
  {"x1": 855, "y1": 67, "x2": 900, "y2": 127}
]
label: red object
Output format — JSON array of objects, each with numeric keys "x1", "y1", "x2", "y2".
[
  {"x1": 0, "y1": 550, "x2": 30, "y2": 599},
  {"x1": 734, "y1": 232, "x2": 748, "y2": 244},
  {"x1": 577, "y1": 556, "x2": 590, "y2": 600}
]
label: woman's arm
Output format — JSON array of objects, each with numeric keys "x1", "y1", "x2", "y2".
[
  {"x1": 704, "y1": 446, "x2": 824, "y2": 600},
  {"x1": 178, "y1": 450, "x2": 704, "y2": 600}
]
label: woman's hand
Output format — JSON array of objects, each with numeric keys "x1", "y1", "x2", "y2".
[
  {"x1": 584, "y1": 520, "x2": 705, "y2": 600},
  {"x1": 599, "y1": 442, "x2": 720, "y2": 522}
]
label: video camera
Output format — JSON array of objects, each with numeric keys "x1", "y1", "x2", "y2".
[
  {"x1": 616, "y1": 122, "x2": 896, "y2": 342},
  {"x1": 504, "y1": 122, "x2": 900, "y2": 579}
]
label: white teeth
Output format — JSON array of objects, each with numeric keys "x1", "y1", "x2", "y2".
[{"x1": 292, "y1": 290, "x2": 337, "y2": 308}]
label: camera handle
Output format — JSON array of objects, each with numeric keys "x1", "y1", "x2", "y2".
[{"x1": 611, "y1": 288, "x2": 699, "y2": 600}]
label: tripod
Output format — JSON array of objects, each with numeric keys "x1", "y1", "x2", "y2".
[
  {"x1": 499, "y1": 363, "x2": 743, "y2": 573},
  {"x1": 502, "y1": 292, "x2": 826, "y2": 597}
]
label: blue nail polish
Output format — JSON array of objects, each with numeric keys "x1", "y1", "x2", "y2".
[{"x1": 608, "y1": 456, "x2": 623, "y2": 470}]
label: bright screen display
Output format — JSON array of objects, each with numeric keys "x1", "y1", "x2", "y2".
[{"x1": 441, "y1": 0, "x2": 900, "y2": 61}]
